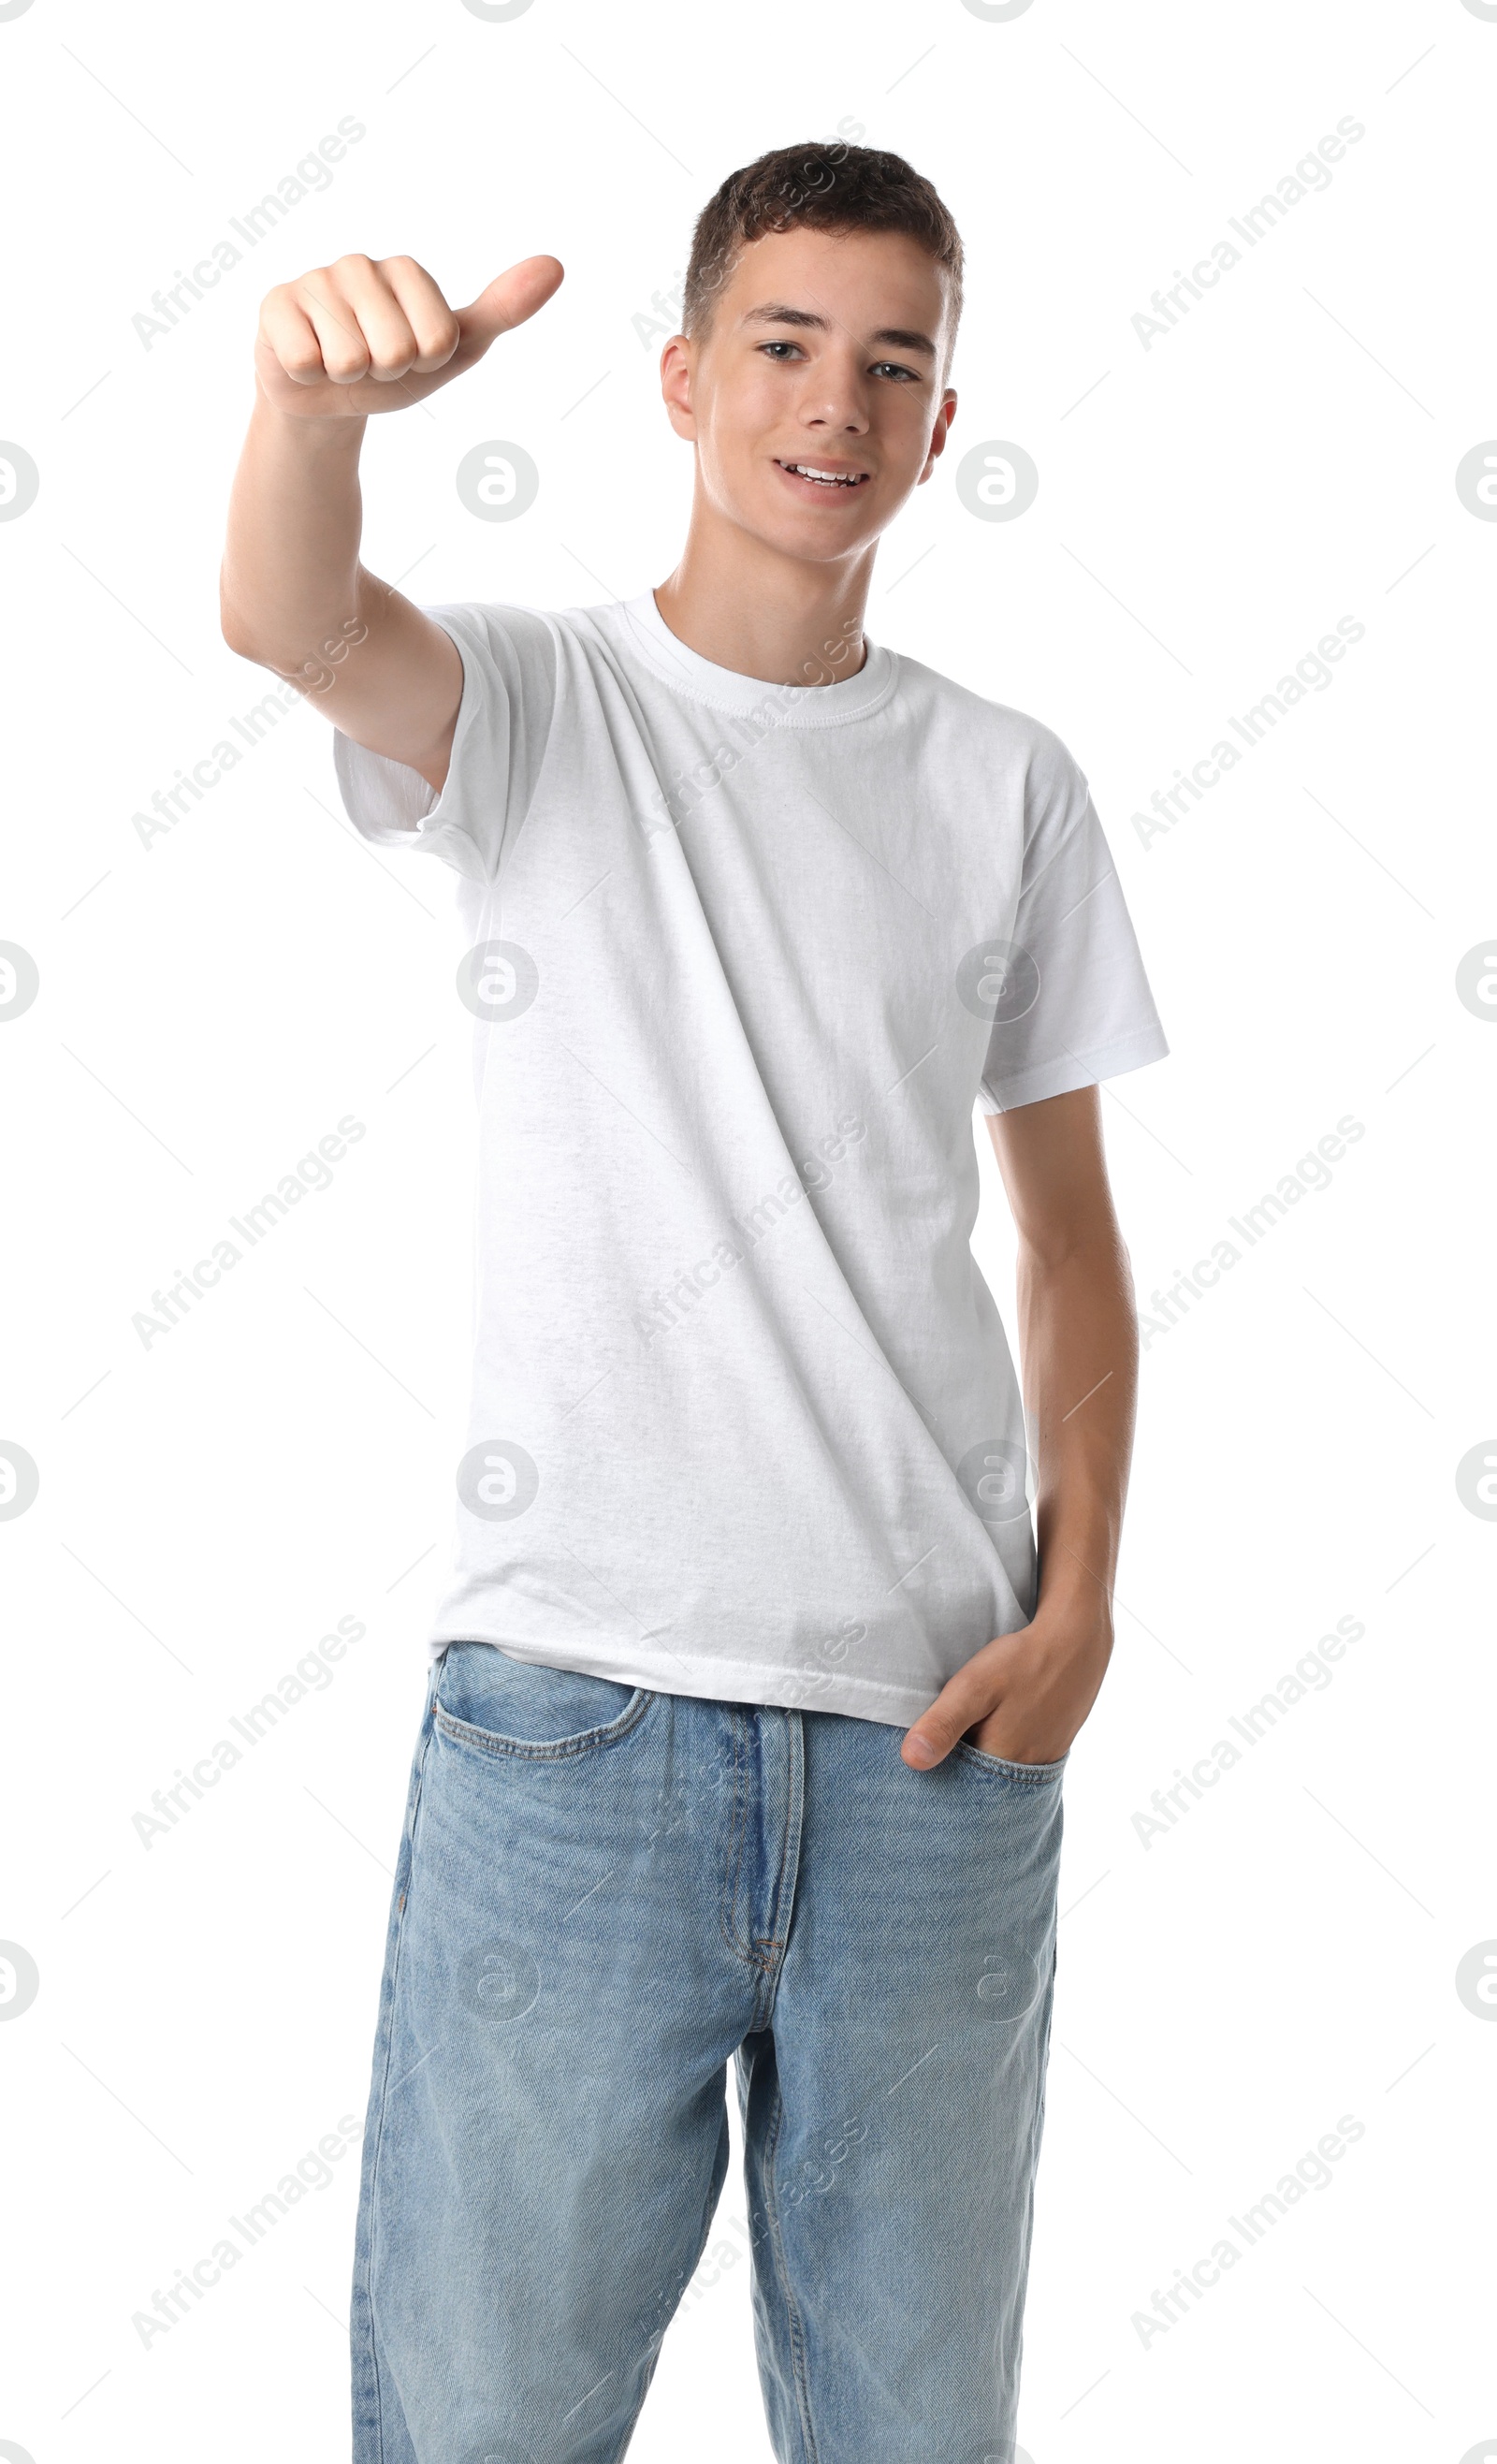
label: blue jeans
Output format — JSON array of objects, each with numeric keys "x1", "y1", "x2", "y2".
[{"x1": 350, "y1": 1641, "x2": 1065, "y2": 2463}]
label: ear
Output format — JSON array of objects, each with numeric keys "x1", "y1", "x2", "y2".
[
  {"x1": 918, "y1": 391, "x2": 958, "y2": 484},
  {"x1": 659, "y1": 333, "x2": 698, "y2": 442}
]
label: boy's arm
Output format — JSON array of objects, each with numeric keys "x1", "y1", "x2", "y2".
[
  {"x1": 901, "y1": 1083, "x2": 1139, "y2": 1770},
  {"x1": 218, "y1": 252, "x2": 562, "y2": 795}
]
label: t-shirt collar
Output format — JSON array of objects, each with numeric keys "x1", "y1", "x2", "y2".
[{"x1": 612, "y1": 586, "x2": 895, "y2": 725}]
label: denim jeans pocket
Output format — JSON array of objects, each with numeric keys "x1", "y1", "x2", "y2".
[
  {"x1": 952, "y1": 1738, "x2": 1068, "y2": 1785},
  {"x1": 432, "y1": 1639, "x2": 654, "y2": 1760}
]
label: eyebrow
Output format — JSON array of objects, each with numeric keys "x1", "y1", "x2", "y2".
[{"x1": 740, "y1": 302, "x2": 938, "y2": 360}]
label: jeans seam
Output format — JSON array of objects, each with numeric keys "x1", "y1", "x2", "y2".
[
  {"x1": 761, "y1": 2076, "x2": 821, "y2": 2464},
  {"x1": 751, "y1": 1713, "x2": 804, "y2": 2020},
  {"x1": 753, "y1": 1710, "x2": 797, "y2": 1959},
  {"x1": 605, "y1": 2101, "x2": 732, "y2": 2460},
  {"x1": 719, "y1": 1710, "x2": 759, "y2": 1969},
  {"x1": 603, "y1": 2339, "x2": 666, "y2": 2464},
  {"x1": 1007, "y1": 1924, "x2": 1060, "y2": 2436},
  {"x1": 361, "y1": 1706, "x2": 435, "y2": 2462}
]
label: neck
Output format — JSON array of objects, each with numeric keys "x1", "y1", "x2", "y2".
[{"x1": 653, "y1": 511, "x2": 873, "y2": 688}]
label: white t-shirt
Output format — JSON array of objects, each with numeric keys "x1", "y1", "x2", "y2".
[{"x1": 332, "y1": 588, "x2": 1168, "y2": 1727}]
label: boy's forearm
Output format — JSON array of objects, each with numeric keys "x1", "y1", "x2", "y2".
[
  {"x1": 901, "y1": 1227, "x2": 1138, "y2": 1769},
  {"x1": 217, "y1": 254, "x2": 558, "y2": 772},
  {"x1": 1017, "y1": 1232, "x2": 1139, "y2": 1628},
  {"x1": 219, "y1": 388, "x2": 372, "y2": 680}
]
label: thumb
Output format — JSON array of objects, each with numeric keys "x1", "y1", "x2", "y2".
[
  {"x1": 902, "y1": 1669, "x2": 997, "y2": 1770},
  {"x1": 453, "y1": 254, "x2": 565, "y2": 358}
]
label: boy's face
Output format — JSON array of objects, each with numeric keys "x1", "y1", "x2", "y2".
[{"x1": 661, "y1": 224, "x2": 957, "y2": 569}]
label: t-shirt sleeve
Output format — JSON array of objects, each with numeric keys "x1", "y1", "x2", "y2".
[
  {"x1": 976, "y1": 726, "x2": 1170, "y2": 1115},
  {"x1": 330, "y1": 601, "x2": 558, "y2": 884}
]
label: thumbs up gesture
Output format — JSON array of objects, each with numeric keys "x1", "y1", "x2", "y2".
[{"x1": 253, "y1": 253, "x2": 564, "y2": 417}]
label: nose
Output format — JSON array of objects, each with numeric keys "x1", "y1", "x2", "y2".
[{"x1": 795, "y1": 350, "x2": 871, "y2": 434}]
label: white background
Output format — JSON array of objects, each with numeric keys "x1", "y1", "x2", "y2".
[{"x1": 2, "y1": 0, "x2": 1492, "y2": 2457}]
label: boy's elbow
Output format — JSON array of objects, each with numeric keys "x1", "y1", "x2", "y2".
[{"x1": 218, "y1": 573, "x2": 270, "y2": 663}]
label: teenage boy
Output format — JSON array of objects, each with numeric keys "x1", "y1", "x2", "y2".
[{"x1": 221, "y1": 141, "x2": 1167, "y2": 2464}]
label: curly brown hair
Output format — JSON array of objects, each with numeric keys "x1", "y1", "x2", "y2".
[{"x1": 682, "y1": 141, "x2": 964, "y2": 376}]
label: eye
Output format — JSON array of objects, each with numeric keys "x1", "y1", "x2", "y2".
[
  {"x1": 870, "y1": 360, "x2": 921, "y2": 383},
  {"x1": 758, "y1": 340, "x2": 805, "y2": 360}
]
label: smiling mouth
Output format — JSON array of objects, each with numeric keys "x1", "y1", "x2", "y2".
[{"x1": 775, "y1": 460, "x2": 872, "y2": 490}]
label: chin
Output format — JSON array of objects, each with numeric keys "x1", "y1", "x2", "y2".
[{"x1": 749, "y1": 503, "x2": 876, "y2": 561}]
